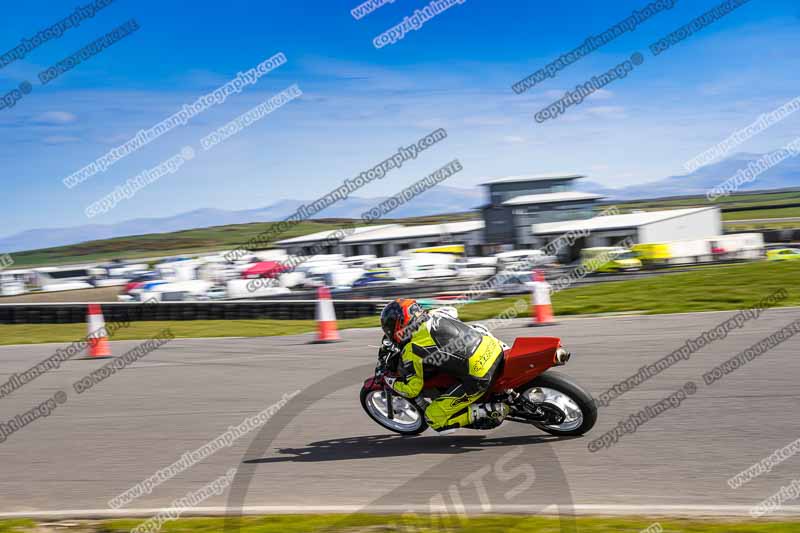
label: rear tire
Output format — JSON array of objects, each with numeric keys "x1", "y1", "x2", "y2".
[
  {"x1": 517, "y1": 370, "x2": 597, "y2": 436},
  {"x1": 360, "y1": 387, "x2": 428, "y2": 436}
]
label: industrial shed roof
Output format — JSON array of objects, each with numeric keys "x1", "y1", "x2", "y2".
[
  {"x1": 532, "y1": 207, "x2": 718, "y2": 235},
  {"x1": 481, "y1": 174, "x2": 585, "y2": 185},
  {"x1": 342, "y1": 220, "x2": 485, "y2": 243},
  {"x1": 273, "y1": 224, "x2": 398, "y2": 245},
  {"x1": 502, "y1": 191, "x2": 604, "y2": 206}
]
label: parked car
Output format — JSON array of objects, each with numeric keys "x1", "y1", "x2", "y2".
[
  {"x1": 118, "y1": 279, "x2": 169, "y2": 301},
  {"x1": 0, "y1": 269, "x2": 30, "y2": 296},
  {"x1": 495, "y1": 272, "x2": 536, "y2": 295},
  {"x1": 226, "y1": 279, "x2": 291, "y2": 299},
  {"x1": 341, "y1": 255, "x2": 377, "y2": 268},
  {"x1": 122, "y1": 272, "x2": 160, "y2": 294},
  {"x1": 580, "y1": 247, "x2": 642, "y2": 273},
  {"x1": 767, "y1": 248, "x2": 800, "y2": 261},
  {"x1": 138, "y1": 280, "x2": 213, "y2": 302},
  {"x1": 351, "y1": 269, "x2": 411, "y2": 288},
  {"x1": 0, "y1": 274, "x2": 26, "y2": 296},
  {"x1": 400, "y1": 253, "x2": 458, "y2": 280},
  {"x1": 196, "y1": 285, "x2": 228, "y2": 300},
  {"x1": 455, "y1": 257, "x2": 497, "y2": 278},
  {"x1": 495, "y1": 250, "x2": 557, "y2": 271},
  {"x1": 300, "y1": 266, "x2": 366, "y2": 289}
]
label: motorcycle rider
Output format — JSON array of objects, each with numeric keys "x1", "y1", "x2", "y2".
[{"x1": 379, "y1": 298, "x2": 509, "y2": 432}]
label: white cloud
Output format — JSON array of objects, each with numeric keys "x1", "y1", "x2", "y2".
[
  {"x1": 503, "y1": 135, "x2": 525, "y2": 144},
  {"x1": 32, "y1": 111, "x2": 78, "y2": 125}
]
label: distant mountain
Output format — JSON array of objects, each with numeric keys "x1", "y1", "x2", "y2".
[
  {"x1": 0, "y1": 186, "x2": 485, "y2": 253},
  {"x1": 575, "y1": 151, "x2": 800, "y2": 200},
  {"x1": 573, "y1": 179, "x2": 618, "y2": 197},
  {"x1": 3, "y1": 150, "x2": 799, "y2": 253}
]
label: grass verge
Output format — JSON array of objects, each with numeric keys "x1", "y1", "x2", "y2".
[
  {"x1": 1, "y1": 261, "x2": 798, "y2": 346},
  {"x1": 457, "y1": 260, "x2": 800, "y2": 320},
  {"x1": 1, "y1": 515, "x2": 798, "y2": 532},
  {"x1": 0, "y1": 317, "x2": 379, "y2": 346}
]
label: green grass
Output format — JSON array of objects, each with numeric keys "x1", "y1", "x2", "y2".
[
  {"x1": 2, "y1": 515, "x2": 796, "y2": 532},
  {"x1": 548, "y1": 260, "x2": 800, "y2": 316},
  {"x1": 0, "y1": 317, "x2": 380, "y2": 346},
  {"x1": 462, "y1": 261, "x2": 800, "y2": 319},
  {"x1": 0, "y1": 520, "x2": 36, "y2": 533},
  {"x1": 2, "y1": 261, "x2": 799, "y2": 345},
  {"x1": 616, "y1": 189, "x2": 800, "y2": 211}
]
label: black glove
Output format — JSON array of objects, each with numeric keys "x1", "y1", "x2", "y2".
[{"x1": 378, "y1": 335, "x2": 401, "y2": 372}]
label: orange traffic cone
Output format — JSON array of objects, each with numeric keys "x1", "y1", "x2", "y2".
[
  {"x1": 530, "y1": 270, "x2": 555, "y2": 326},
  {"x1": 86, "y1": 303, "x2": 112, "y2": 357},
  {"x1": 312, "y1": 286, "x2": 341, "y2": 343}
]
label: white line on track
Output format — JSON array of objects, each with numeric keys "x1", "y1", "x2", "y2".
[{"x1": 1, "y1": 504, "x2": 799, "y2": 519}]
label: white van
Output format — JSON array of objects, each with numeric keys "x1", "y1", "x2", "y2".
[
  {"x1": 455, "y1": 257, "x2": 498, "y2": 278},
  {"x1": 139, "y1": 280, "x2": 213, "y2": 302},
  {"x1": 156, "y1": 259, "x2": 200, "y2": 282},
  {"x1": 495, "y1": 249, "x2": 556, "y2": 271},
  {"x1": 0, "y1": 269, "x2": 28, "y2": 296},
  {"x1": 400, "y1": 253, "x2": 458, "y2": 280},
  {"x1": 710, "y1": 233, "x2": 765, "y2": 260}
]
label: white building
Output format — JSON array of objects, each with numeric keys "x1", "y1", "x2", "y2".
[
  {"x1": 340, "y1": 220, "x2": 484, "y2": 257},
  {"x1": 273, "y1": 172, "x2": 723, "y2": 260},
  {"x1": 503, "y1": 191, "x2": 605, "y2": 246},
  {"x1": 273, "y1": 225, "x2": 397, "y2": 256},
  {"x1": 275, "y1": 221, "x2": 485, "y2": 257},
  {"x1": 533, "y1": 206, "x2": 722, "y2": 260}
]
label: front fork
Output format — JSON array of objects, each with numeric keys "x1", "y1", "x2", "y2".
[{"x1": 384, "y1": 385, "x2": 394, "y2": 420}]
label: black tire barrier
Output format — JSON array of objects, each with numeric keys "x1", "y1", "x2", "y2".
[
  {"x1": 0, "y1": 300, "x2": 387, "y2": 325},
  {"x1": 723, "y1": 202, "x2": 800, "y2": 213}
]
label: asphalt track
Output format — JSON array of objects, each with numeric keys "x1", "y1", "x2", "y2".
[{"x1": 1, "y1": 308, "x2": 799, "y2": 519}]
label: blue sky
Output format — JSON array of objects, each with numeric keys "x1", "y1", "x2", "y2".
[{"x1": 0, "y1": 0, "x2": 798, "y2": 236}]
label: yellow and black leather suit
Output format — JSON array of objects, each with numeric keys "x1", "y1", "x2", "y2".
[{"x1": 384, "y1": 310, "x2": 505, "y2": 431}]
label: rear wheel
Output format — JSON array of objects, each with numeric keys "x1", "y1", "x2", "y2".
[
  {"x1": 516, "y1": 370, "x2": 597, "y2": 436},
  {"x1": 360, "y1": 387, "x2": 428, "y2": 435}
]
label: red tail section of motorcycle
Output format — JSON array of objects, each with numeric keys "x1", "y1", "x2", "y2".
[{"x1": 491, "y1": 336, "x2": 561, "y2": 392}]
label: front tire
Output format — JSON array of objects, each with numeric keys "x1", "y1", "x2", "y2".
[
  {"x1": 517, "y1": 370, "x2": 597, "y2": 436},
  {"x1": 360, "y1": 387, "x2": 428, "y2": 435}
]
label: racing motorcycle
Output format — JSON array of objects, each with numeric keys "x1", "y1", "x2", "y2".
[{"x1": 360, "y1": 322, "x2": 597, "y2": 436}]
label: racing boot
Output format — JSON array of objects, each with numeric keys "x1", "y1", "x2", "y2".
[{"x1": 467, "y1": 401, "x2": 510, "y2": 430}]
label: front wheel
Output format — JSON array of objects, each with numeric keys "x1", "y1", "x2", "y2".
[
  {"x1": 360, "y1": 387, "x2": 428, "y2": 435},
  {"x1": 516, "y1": 370, "x2": 597, "y2": 436}
]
